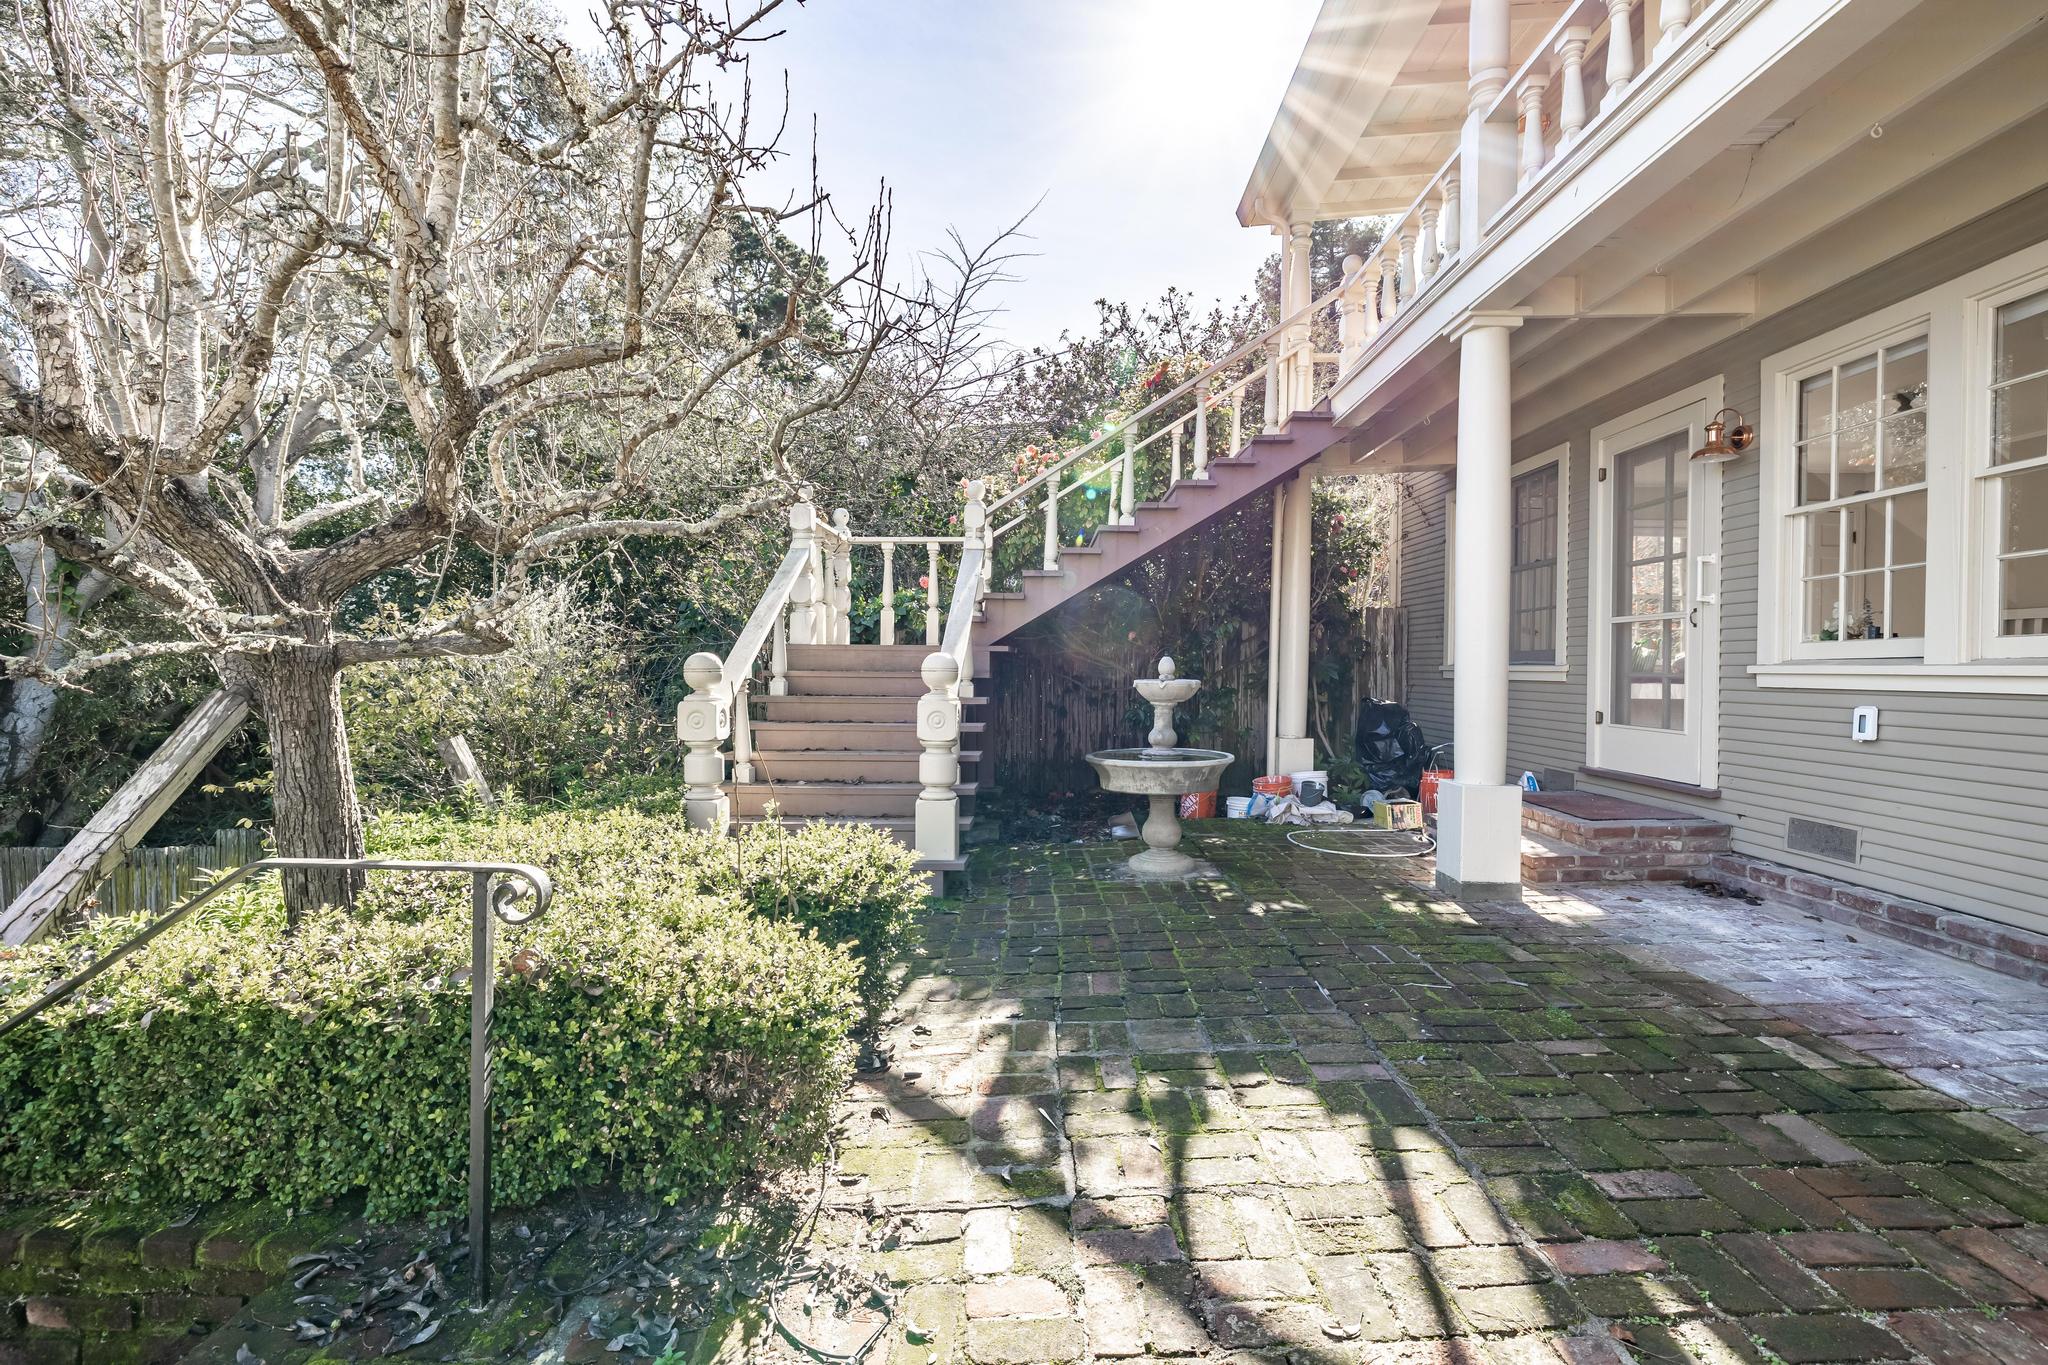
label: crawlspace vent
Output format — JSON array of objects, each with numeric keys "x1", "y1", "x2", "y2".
[{"x1": 1786, "y1": 817, "x2": 1859, "y2": 865}]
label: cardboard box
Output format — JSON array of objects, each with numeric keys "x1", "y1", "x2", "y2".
[{"x1": 1372, "y1": 799, "x2": 1423, "y2": 830}]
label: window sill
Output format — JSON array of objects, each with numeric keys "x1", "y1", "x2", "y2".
[
  {"x1": 1750, "y1": 662, "x2": 2048, "y2": 695},
  {"x1": 1441, "y1": 664, "x2": 1571, "y2": 683}
]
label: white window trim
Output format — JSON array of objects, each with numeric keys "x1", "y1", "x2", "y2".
[
  {"x1": 1442, "y1": 445, "x2": 1572, "y2": 682},
  {"x1": 1756, "y1": 238, "x2": 2048, "y2": 694}
]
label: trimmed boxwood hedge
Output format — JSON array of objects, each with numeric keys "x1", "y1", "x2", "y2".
[{"x1": 0, "y1": 808, "x2": 922, "y2": 1218}]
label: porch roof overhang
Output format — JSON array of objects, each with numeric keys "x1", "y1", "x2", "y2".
[
  {"x1": 1238, "y1": 0, "x2": 1571, "y2": 228},
  {"x1": 1305, "y1": 0, "x2": 2048, "y2": 470}
]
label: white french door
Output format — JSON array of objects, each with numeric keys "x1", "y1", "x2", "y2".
[{"x1": 1589, "y1": 384, "x2": 1723, "y2": 789}]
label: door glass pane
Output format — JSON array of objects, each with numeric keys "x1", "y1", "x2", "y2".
[
  {"x1": 1995, "y1": 289, "x2": 2048, "y2": 383},
  {"x1": 1613, "y1": 621, "x2": 1671, "y2": 729}
]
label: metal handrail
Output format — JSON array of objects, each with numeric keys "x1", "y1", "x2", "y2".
[{"x1": 0, "y1": 856, "x2": 553, "y2": 1302}]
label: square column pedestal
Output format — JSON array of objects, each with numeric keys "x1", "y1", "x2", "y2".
[{"x1": 1435, "y1": 779, "x2": 1523, "y2": 901}]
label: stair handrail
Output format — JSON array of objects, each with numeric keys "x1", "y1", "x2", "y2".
[
  {"x1": 981, "y1": 268, "x2": 1357, "y2": 525},
  {"x1": 0, "y1": 855, "x2": 552, "y2": 1302}
]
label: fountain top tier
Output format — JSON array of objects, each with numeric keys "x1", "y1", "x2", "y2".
[{"x1": 1134, "y1": 656, "x2": 1200, "y2": 756}]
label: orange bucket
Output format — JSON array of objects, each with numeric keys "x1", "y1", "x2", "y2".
[
  {"x1": 1252, "y1": 775, "x2": 1293, "y2": 798},
  {"x1": 1419, "y1": 768, "x2": 1451, "y2": 816},
  {"x1": 1178, "y1": 790, "x2": 1218, "y2": 819}
]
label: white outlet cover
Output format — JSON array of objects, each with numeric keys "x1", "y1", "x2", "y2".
[{"x1": 1851, "y1": 704, "x2": 1879, "y2": 742}]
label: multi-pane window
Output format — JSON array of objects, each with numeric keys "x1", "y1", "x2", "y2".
[
  {"x1": 1792, "y1": 335, "x2": 1929, "y2": 646},
  {"x1": 1510, "y1": 464, "x2": 1559, "y2": 664},
  {"x1": 1991, "y1": 289, "x2": 2048, "y2": 638}
]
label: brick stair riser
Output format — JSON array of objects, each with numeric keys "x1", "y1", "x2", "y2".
[
  {"x1": 1523, "y1": 850, "x2": 1717, "y2": 884},
  {"x1": 1521, "y1": 817, "x2": 1730, "y2": 854}
]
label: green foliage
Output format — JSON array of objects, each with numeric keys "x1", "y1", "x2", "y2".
[
  {"x1": 342, "y1": 588, "x2": 667, "y2": 806},
  {"x1": 0, "y1": 806, "x2": 928, "y2": 1218}
]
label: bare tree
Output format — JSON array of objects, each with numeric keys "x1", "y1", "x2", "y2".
[{"x1": 1, "y1": 0, "x2": 904, "y2": 914}]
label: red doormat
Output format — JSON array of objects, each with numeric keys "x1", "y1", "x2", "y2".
[{"x1": 1524, "y1": 791, "x2": 1695, "y2": 823}]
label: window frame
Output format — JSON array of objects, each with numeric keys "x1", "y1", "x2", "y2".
[
  {"x1": 1442, "y1": 444, "x2": 1571, "y2": 682},
  {"x1": 1755, "y1": 238, "x2": 2048, "y2": 694}
]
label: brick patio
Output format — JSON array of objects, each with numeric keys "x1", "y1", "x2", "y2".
[{"x1": 813, "y1": 823, "x2": 2048, "y2": 1364}]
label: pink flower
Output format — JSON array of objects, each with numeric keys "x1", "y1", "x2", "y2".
[{"x1": 919, "y1": 575, "x2": 930, "y2": 589}]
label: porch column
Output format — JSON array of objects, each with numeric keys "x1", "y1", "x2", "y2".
[
  {"x1": 1273, "y1": 468, "x2": 1316, "y2": 775},
  {"x1": 1438, "y1": 313, "x2": 1524, "y2": 900}
]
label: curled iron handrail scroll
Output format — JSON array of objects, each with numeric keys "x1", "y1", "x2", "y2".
[
  {"x1": 0, "y1": 855, "x2": 553, "y2": 1304},
  {"x1": 0, "y1": 857, "x2": 552, "y2": 1039}
]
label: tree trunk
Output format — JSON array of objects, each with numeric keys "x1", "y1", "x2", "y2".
[{"x1": 246, "y1": 646, "x2": 365, "y2": 921}]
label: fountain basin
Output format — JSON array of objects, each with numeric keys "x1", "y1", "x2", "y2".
[{"x1": 1086, "y1": 747, "x2": 1233, "y2": 878}]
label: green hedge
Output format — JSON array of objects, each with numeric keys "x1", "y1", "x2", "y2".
[{"x1": 0, "y1": 808, "x2": 921, "y2": 1218}]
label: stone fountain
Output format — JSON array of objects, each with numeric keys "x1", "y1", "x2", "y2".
[{"x1": 1085, "y1": 658, "x2": 1234, "y2": 878}]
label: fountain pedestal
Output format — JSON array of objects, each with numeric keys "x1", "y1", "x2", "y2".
[{"x1": 1085, "y1": 658, "x2": 1235, "y2": 880}]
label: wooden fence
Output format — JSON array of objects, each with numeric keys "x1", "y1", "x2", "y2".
[{"x1": 0, "y1": 828, "x2": 267, "y2": 920}]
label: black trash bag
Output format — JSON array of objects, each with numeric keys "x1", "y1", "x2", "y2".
[{"x1": 1353, "y1": 697, "x2": 1430, "y2": 801}]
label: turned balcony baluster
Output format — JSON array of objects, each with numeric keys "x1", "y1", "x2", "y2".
[
  {"x1": 1417, "y1": 204, "x2": 1440, "y2": 288},
  {"x1": 879, "y1": 541, "x2": 897, "y2": 645},
  {"x1": 1603, "y1": 0, "x2": 1636, "y2": 112},
  {"x1": 925, "y1": 541, "x2": 941, "y2": 647},
  {"x1": 1555, "y1": 26, "x2": 1591, "y2": 152},
  {"x1": 1656, "y1": 0, "x2": 1690, "y2": 60},
  {"x1": 829, "y1": 509, "x2": 853, "y2": 645},
  {"x1": 1517, "y1": 72, "x2": 1551, "y2": 188},
  {"x1": 1439, "y1": 177, "x2": 1461, "y2": 265}
]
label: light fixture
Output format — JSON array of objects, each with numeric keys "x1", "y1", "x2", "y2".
[{"x1": 1692, "y1": 407, "x2": 1755, "y2": 463}]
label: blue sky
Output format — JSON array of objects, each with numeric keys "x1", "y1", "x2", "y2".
[{"x1": 560, "y1": 2, "x2": 1322, "y2": 348}]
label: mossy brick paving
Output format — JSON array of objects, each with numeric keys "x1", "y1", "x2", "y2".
[
  {"x1": 821, "y1": 825, "x2": 2048, "y2": 1362},
  {"x1": 181, "y1": 824, "x2": 2048, "y2": 1362}
]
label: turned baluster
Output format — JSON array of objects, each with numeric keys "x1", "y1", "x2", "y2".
[
  {"x1": 1120, "y1": 423, "x2": 1138, "y2": 524},
  {"x1": 769, "y1": 606, "x2": 788, "y2": 695},
  {"x1": 1603, "y1": 0, "x2": 1637, "y2": 112},
  {"x1": 879, "y1": 541, "x2": 897, "y2": 645},
  {"x1": 1361, "y1": 255, "x2": 1385, "y2": 341},
  {"x1": 1440, "y1": 177, "x2": 1462, "y2": 263},
  {"x1": 1339, "y1": 253, "x2": 1367, "y2": 368},
  {"x1": 1192, "y1": 382, "x2": 1210, "y2": 477},
  {"x1": 1555, "y1": 26, "x2": 1591, "y2": 151},
  {"x1": 1656, "y1": 0, "x2": 1690, "y2": 60},
  {"x1": 1170, "y1": 423, "x2": 1183, "y2": 486},
  {"x1": 1517, "y1": 72, "x2": 1551, "y2": 187},
  {"x1": 1042, "y1": 475, "x2": 1059, "y2": 570},
  {"x1": 1396, "y1": 221, "x2": 1419, "y2": 302},
  {"x1": 829, "y1": 508, "x2": 852, "y2": 645},
  {"x1": 1417, "y1": 204, "x2": 1439, "y2": 287},
  {"x1": 730, "y1": 677, "x2": 754, "y2": 784},
  {"x1": 925, "y1": 541, "x2": 941, "y2": 646}
]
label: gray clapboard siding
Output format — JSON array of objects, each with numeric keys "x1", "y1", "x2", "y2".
[{"x1": 1398, "y1": 186, "x2": 2048, "y2": 936}]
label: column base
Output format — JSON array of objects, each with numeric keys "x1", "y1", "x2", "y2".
[
  {"x1": 1271, "y1": 736, "x2": 1317, "y2": 775},
  {"x1": 1434, "y1": 779, "x2": 1522, "y2": 902}
]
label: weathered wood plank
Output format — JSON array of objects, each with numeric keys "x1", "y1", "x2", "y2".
[{"x1": 1, "y1": 687, "x2": 251, "y2": 944}]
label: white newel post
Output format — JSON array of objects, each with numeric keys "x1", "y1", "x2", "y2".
[
  {"x1": 1516, "y1": 72, "x2": 1551, "y2": 188},
  {"x1": 678, "y1": 651, "x2": 731, "y2": 834},
  {"x1": 1603, "y1": 0, "x2": 1637, "y2": 113},
  {"x1": 1461, "y1": 0, "x2": 1515, "y2": 251},
  {"x1": 830, "y1": 509, "x2": 853, "y2": 645},
  {"x1": 1555, "y1": 26, "x2": 1591, "y2": 151},
  {"x1": 785, "y1": 494, "x2": 821, "y2": 646},
  {"x1": 1438, "y1": 314, "x2": 1524, "y2": 900},
  {"x1": 1338, "y1": 253, "x2": 1367, "y2": 369},
  {"x1": 915, "y1": 653, "x2": 962, "y2": 864},
  {"x1": 1273, "y1": 468, "x2": 1316, "y2": 776},
  {"x1": 880, "y1": 541, "x2": 897, "y2": 645},
  {"x1": 1192, "y1": 384, "x2": 1211, "y2": 477}
]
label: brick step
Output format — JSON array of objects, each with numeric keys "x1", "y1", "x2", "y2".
[
  {"x1": 1521, "y1": 831, "x2": 1717, "y2": 885},
  {"x1": 746, "y1": 720, "x2": 986, "y2": 752},
  {"x1": 755, "y1": 694, "x2": 990, "y2": 723},
  {"x1": 1520, "y1": 794, "x2": 1732, "y2": 857},
  {"x1": 746, "y1": 748, "x2": 983, "y2": 783},
  {"x1": 731, "y1": 781, "x2": 979, "y2": 820}
]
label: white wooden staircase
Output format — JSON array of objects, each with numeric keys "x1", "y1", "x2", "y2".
[{"x1": 677, "y1": 274, "x2": 1369, "y2": 885}]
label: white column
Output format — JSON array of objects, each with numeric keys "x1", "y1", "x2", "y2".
[
  {"x1": 1437, "y1": 314, "x2": 1524, "y2": 900},
  {"x1": 1273, "y1": 468, "x2": 1316, "y2": 776},
  {"x1": 1264, "y1": 483, "x2": 1286, "y2": 774},
  {"x1": 1555, "y1": 26, "x2": 1591, "y2": 151},
  {"x1": 1459, "y1": 0, "x2": 1514, "y2": 250}
]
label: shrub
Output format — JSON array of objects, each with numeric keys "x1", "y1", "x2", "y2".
[
  {"x1": 342, "y1": 587, "x2": 666, "y2": 806},
  {"x1": 0, "y1": 806, "x2": 925, "y2": 1218}
]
